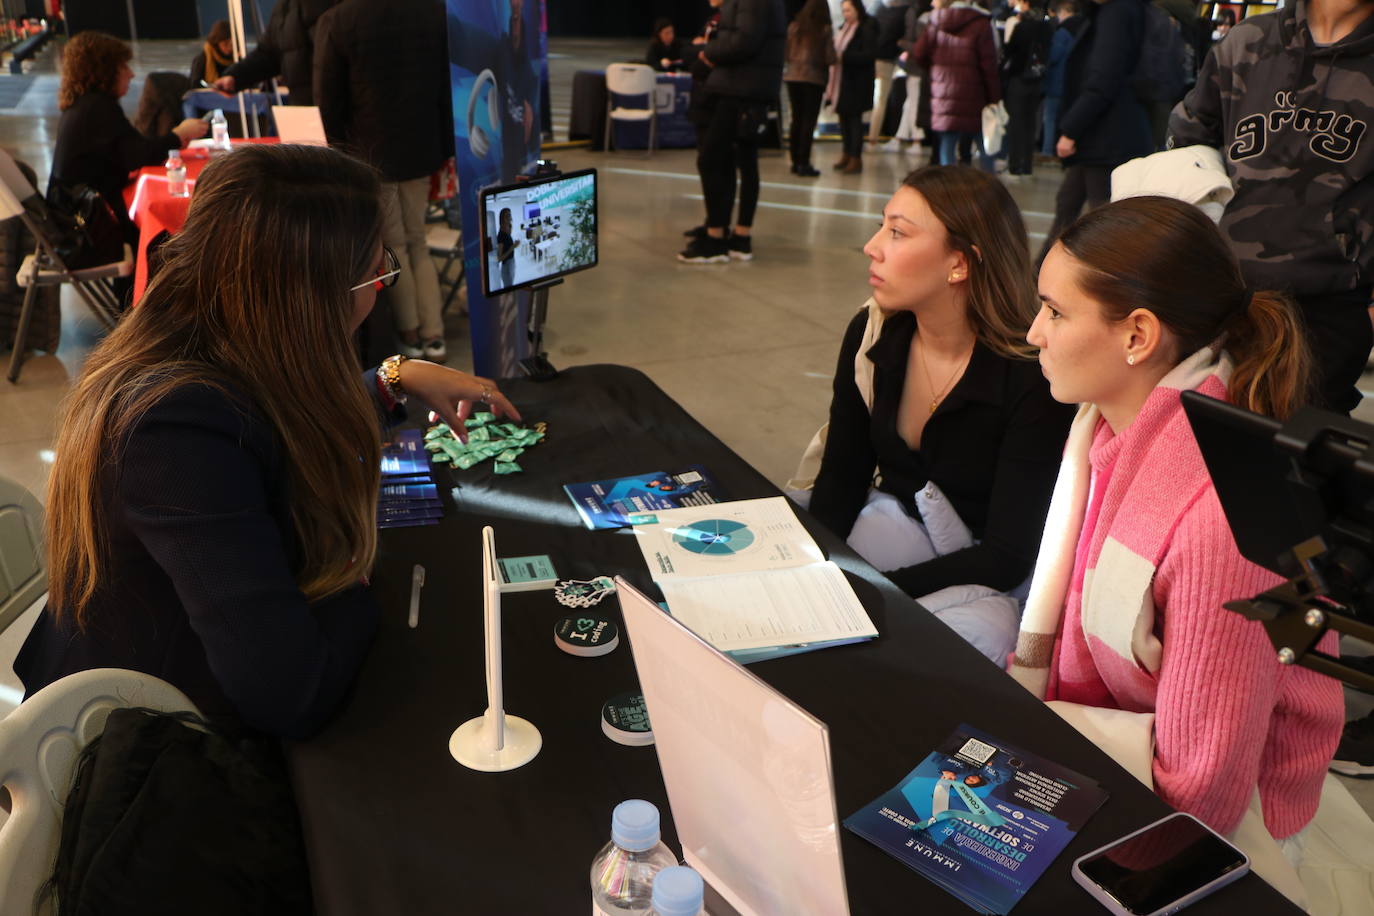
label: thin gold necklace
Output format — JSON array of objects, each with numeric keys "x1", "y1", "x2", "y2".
[{"x1": 918, "y1": 334, "x2": 973, "y2": 414}]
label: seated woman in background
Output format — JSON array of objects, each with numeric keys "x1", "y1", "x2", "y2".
[
  {"x1": 801, "y1": 165, "x2": 1074, "y2": 663},
  {"x1": 189, "y1": 19, "x2": 235, "y2": 86},
  {"x1": 646, "y1": 18, "x2": 685, "y2": 71},
  {"x1": 16, "y1": 144, "x2": 519, "y2": 739},
  {"x1": 49, "y1": 31, "x2": 206, "y2": 252},
  {"x1": 1011, "y1": 196, "x2": 1342, "y2": 847}
]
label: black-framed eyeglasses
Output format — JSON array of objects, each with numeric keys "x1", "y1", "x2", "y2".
[{"x1": 351, "y1": 245, "x2": 402, "y2": 292}]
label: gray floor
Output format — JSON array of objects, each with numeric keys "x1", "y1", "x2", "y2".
[{"x1": 2, "y1": 37, "x2": 1374, "y2": 818}]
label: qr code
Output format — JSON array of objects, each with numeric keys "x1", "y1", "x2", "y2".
[
  {"x1": 955, "y1": 737, "x2": 997, "y2": 767},
  {"x1": 677, "y1": 471, "x2": 703, "y2": 484}
]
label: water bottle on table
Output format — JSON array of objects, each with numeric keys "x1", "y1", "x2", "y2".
[
  {"x1": 590, "y1": 799, "x2": 678, "y2": 915},
  {"x1": 648, "y1": 866, "x2": 706, "y2": 916},
  {"x1": 210, "y1": 108, "x2": 230, "y2": 150},
  {"x1": 164, "y1": 149, "x2": 187, "y2": 198}
]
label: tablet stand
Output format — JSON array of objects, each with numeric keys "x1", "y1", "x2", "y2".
[
  {"x1": 450, "y1": 526, "x2": 542, "y2": 771},
  {"x1": 520, "y1": 277, "x2": 561, "y2": 382}
]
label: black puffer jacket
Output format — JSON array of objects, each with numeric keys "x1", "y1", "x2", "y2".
[
  {"x1": 703, "y1": 0, "x2": 788, "y2": 102},
  {"x1": 223, "y1": 0, "x2": 338, "y2": 106},
  {"x1": 313, "y1": 0, "x2": 453, "y2": 183}
]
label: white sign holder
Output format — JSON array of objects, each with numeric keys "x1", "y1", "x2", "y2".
[{"x1": 449, "y1": 526, "x2": 542, "y2": 772}]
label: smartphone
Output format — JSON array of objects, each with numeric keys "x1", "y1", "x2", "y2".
[{"x1": 1071, "y1": 812, "x2": 1249, "y2": 916}]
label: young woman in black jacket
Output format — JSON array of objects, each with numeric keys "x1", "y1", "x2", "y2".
[
  {"x1": 801, "y1": 166, "x2": 1072, "y2": 662},
  {"x1": 20, "y1": 144, "x2": 520, "y2": 739}
]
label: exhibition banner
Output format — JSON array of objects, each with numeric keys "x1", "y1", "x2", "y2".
[{"x1": 447, "y1": 0, "x2": 545, "y2": 377}]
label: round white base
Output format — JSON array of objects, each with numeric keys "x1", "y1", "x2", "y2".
[{"x1": 449, "y1": 714, "x2": 542, "y2": 772}]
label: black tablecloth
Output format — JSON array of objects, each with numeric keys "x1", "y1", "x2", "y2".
[{"x1": 287, "y1": 364, "x2": 1299, "y2": 915}]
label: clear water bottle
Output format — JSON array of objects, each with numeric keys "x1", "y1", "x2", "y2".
[
  {"x1": 210, "y1": 109, "x2": 230, "y2": 150},
  {"x1": 164, "y1": 149, "x2": 187, "y2": 197},
  {"x1": 647, "y1": 866, "x2": 705, "y2": 916},
  {"x1": 590, "y1": 799, "x2": 678, "y2": 916}
]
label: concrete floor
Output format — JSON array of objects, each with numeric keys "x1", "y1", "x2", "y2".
[{"x1": 2, "y1": 36, "x2": 1374, "y2": 819}]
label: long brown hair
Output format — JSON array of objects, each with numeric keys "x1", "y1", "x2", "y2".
[
  {"x1": 58, "y1": 31, "x2": 131, "y2": 110},
  {"x1": 46, "y1": 144, "x2": 384, "y2": 625},
  {"x1": 901, "y1": 165, "x2": 1039, "y2": 359},
  {"x1": 1056, "y1": 195, "x2": 1310, "y2": 418},
  {"x1": 794, "y1": 0, "x2": 834, "y2": 44}
]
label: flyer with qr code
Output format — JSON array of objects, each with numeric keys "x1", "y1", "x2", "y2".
[
  {"x1": 562, "y1": 465, "x2": 722, "y2": 529},
  {"x1": 843, "y1": 725, "x2": 1108, "y2": 914}
]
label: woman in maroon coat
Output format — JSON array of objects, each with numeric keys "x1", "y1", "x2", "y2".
[{"x1": 913, "y1": 0, "x2": 1000, "y2": 169}]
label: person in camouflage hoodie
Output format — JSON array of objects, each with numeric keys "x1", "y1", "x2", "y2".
[{"x1": 1168, "y1": 0, "x2": 1374, "y2": 414}]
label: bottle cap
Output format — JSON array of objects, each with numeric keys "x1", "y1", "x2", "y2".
[
  {"x1": 610, "y1": 799, "x2": 661, "y2": 852},
  {"x1": 650, "y1": 866, "x2": 704, "y2": 916},
  {"x1": 602, "y1": 692, "x2": 653, "y2": 747},
  {"x1": 554, "y1": 613, "x2": 618, "y2": 657}
]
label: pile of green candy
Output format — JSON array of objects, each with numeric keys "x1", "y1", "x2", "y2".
[{"x1": 424, "y1": 412, "x2": 546, "y2": 475}]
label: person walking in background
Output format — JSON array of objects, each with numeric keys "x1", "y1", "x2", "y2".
[
  {"x1": 870, "y1": 0, "x2": 912, "y2": 145},
  {"x1": 913, "y1": 0, "x2": 1001, "y2": 169},
  {"x1": 826, "y1": 0, "x2": 879, "y2": 174},
  {"x1": 190, "y1": 20, "x2": 235, "y2": 86},
  {"x1": 1035, "y1": 0, "x2": 1152, "y2": 264},
  {"x1": 646, "y1": 18, "x2": 685, "y2": 71},
  {"x1": 213, "y1": 0, "x2": 338, "y2": 104},
  {"x1": 315, "y1": 0, "x2": 453, "y2": 361},
  {"x1": 1000, "y1": 0, "x2": 1052, "y2": 176},
  {"x1": 784, "y1": 0, "x2": 835, "y2": 177},
  {"x1": 679, "y1": 0, "x2": 787, "y2": 264},
  {"x1": 1040, "y1": 0, "x2": 1083, "y2": 156}
]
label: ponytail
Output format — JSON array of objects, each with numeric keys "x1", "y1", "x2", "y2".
[
  {"x1": 1055, "y1": 196, "x2": 1314, "y2": 419},
  {"x1": 1224, "y1": 290, "x2": 1311, "y2": 420}
]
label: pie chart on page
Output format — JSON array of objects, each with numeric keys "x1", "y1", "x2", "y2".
[{"x1": 670, "y1": 519, "x2": 756, "y2": 556}]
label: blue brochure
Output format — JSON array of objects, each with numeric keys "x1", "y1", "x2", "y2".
[
  {"x1": 563, "y1": 465, "x2": 721, "y2": 529},
  {"x1": 844, "y1": 725, "x2": 1108, "y2": 915},
  {"x1": 381, "y1": 429, "x2": 431, "y2": 478}
]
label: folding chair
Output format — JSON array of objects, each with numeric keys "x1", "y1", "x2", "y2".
[
  {"x1": 603, "y1": 63, "x2": 658, "y2": 158},
  {"x1": 427, "y1": 222, "x2": 466, "y2": 315},
  {"x1": 0, "y1": 149, "x2": 131, "y2": 384},
  {"x1": 0, "y1": 472, "x2": 44, "y2": 638},
  {"x1": 0, "y1": 669, "x2": 198, "y2": 916}
]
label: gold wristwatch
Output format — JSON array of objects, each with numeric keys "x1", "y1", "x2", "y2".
[{"x1": 379, "y1": 354, "x2": 408, "y2": 403}]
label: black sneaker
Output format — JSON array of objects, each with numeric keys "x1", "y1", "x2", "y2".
[
  {"x1": 1330, "y1": 710, "x2": 1374, "y2": 778},
  {"x1": 677, "y1": 234, "x2": 729, "y2": 264},
  {"x1": 727, "y1": 234, "x2": 753, "y2": 261},
  {"x1": 682, "y1": 224, "x2": 707, "y2": 239}
]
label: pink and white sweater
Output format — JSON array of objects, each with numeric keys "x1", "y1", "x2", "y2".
[{"x1": 1009, "y1": 348, "x2": 1343, "y2": 838}]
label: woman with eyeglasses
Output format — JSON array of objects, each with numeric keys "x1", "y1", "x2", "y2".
[{"x1": 17, "y1": 144, "x2": 518, "y2": 739}]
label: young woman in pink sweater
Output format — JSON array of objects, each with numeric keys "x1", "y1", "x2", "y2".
[{"x1": 1009, "y1": 196, "x2": 1343, "y2": 843}]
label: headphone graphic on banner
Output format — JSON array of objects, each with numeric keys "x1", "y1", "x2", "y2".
[{"x1": 467, "y1": 69, "x2": 500, "y2": 160}]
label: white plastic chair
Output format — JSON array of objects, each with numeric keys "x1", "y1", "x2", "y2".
[
  {"x1": 0, "y1": 148, "x2": 132, "y2": 384},
  {"x1": 0, "y1": 668, "x2": 198, "y2": 916},
  {"x1": 603, "y1": 63, "x2": 658, "y2": 157},
  {"x1": 0, "y1": 474, "x2": 43, "y2": 637}
]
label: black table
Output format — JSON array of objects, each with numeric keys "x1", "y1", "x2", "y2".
[{"x1": 287, "y1": 364, "x2": 1299, "y2": 915}]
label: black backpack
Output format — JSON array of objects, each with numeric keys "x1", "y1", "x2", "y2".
[
  {"x1": 40, "y1": 708, "x2": 313, "y2": 915},
  {"x1": 1133, "y1": 3, "x2": 1188, "y2": 103}
]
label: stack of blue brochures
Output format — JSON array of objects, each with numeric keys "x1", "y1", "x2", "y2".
[
  {"x1": 845, "y1": 724, "x2": 1108, "y2": 914},
  {"x1": 378, "y1": 429, "x2": 442, "y2": 528}
]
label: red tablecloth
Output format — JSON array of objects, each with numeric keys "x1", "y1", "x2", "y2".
[{"x1": 123, "y1": 138, "x2": 279, "y2": 303}]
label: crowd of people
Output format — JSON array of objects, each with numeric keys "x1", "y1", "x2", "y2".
[{"x1": 11, "y1": 0, "x2": 1374, "y2": 903}]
